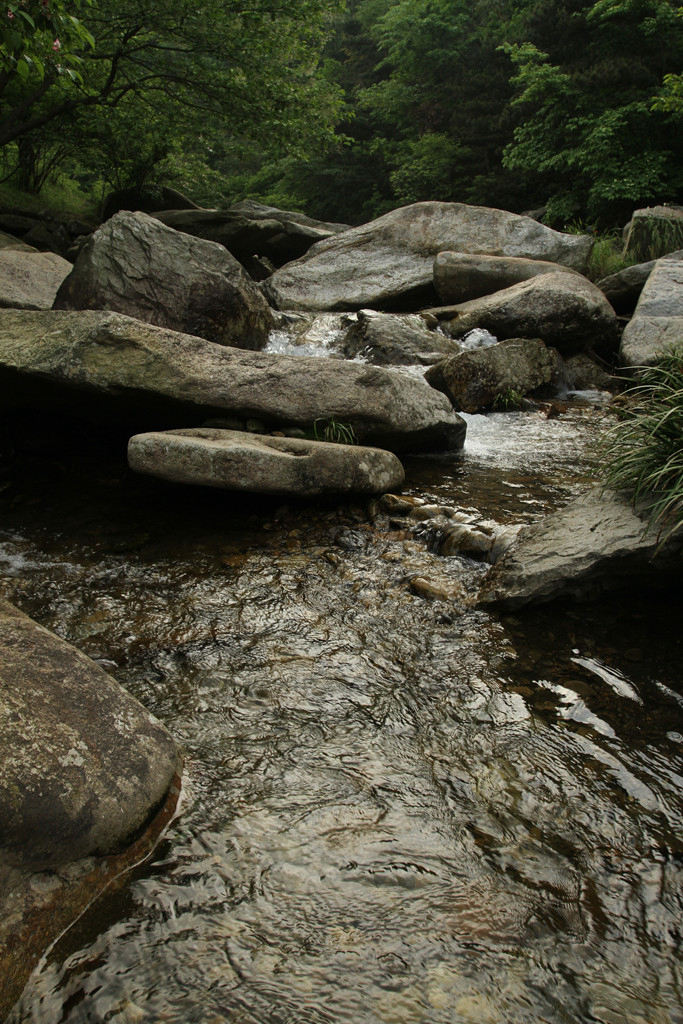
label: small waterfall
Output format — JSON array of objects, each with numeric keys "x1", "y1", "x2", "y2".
[{"x1": 265, "y1": 312, "x2": 357, "y2": 359}]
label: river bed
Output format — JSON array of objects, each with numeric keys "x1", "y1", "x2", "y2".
[{"x1": 1, "y1": 401, "x2": 681, "y2": 1024}]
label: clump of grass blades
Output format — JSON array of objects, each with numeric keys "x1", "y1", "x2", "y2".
[
  {"x1": 493, "y1": 387, "x2": 526, "y2": 411},
  {"x1": 313, "y1": 417, "x2": 357, "y2": 445},
  {"x1": 600, "y1": 348, "x2": 683, "y2": 544}
]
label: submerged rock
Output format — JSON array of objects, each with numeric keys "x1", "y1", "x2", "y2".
[
  {"x1": 426, "y1": 337, "x2": 561, "y2": 413},
  {"x1": 128, "y1": 427, "x2": 405, "y2": 496},
  {"x1": 54, "y1": 210, "x2": 274, "y2": 350},
  {"x1": 0, "y1": 250, "x2": 72, "y2": 310},
  {"x1": 0, "y1": 599, "x2": 181, "y2": 869},
  {"x1": 0, "y1": 309, "x2": 466, "y2": 452},
  {"x1": 478, "y1": 488, "x2": 682, "y2": 610},
  {"x1": 263, "y1": 201, "x2": 593, "y2": 312},
  {"x1": 434, "y1": 251, "x2": 579, "y2": 304},
  {"x1": 439, "y1": 272, "x2": 619, "y2": 356},
  {"x1": 619, "y1": 252, "x2": 683, "y2": 366}
]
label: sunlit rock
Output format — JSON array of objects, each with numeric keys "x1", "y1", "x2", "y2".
[
  {"x1": 128, "y1": 427, "x2": 405, "y2": 496},
  {"x1": 0, "y1": 309, "x2": 466, "y2": 452},
  {"x1": 263, "y1": 201, "x2": 593, "y2": 312},
  {"x1": 619, "y1": 252, "x2": 683, "y2": 366}
]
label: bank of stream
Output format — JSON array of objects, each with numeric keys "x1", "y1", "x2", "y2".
[{"x1": 1, "y1": 391, "x2": 681, "y2": 1022}]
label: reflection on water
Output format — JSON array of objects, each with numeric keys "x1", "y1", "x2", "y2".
[{"x1": 2, "y1": 406, "x2": 681, "y2": 1024}]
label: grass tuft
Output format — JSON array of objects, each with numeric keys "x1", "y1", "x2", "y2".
[
  {"x1": 600, "y1": 348, "x2": 683, "y2": 544},
  {"x1": 313, "y1": 418, "x2": 357, "y2": 445}
]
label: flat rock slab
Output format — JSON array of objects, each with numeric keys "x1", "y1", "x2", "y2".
[
  {"x1": 478, "y1": 488, "x2": 682, "y2": 610},
  {"x1": 0, "y1": 250, "x2": 72, "y2": 309},
  {"x1": 263, "y1": 201, "x2": 592, "y2": 312},
  {"x1": 128, "y1": 428, "x2": 405, "y2": 496},
  {"x1": 0, "y1": 599, "x2": 181, "y2": 870},
  {"x1": 0, "y1": 309, "x2": 465, "y2": 452},
  {"x1": 619, "y1": 253, "x2": 683, "y2": 366}
]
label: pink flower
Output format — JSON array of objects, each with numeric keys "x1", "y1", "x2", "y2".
[
  {"x1": 52, "y1": 38, "x2": 60, "y2": 50},
  {"x1": 7, "y1": 9, "x2": 14, "y2": 18}
]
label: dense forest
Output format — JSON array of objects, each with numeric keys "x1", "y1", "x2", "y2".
[{"x1": 2, "y1": 0, "x2": 682, "y2": 229}]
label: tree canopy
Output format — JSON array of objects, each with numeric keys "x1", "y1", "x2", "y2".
[{"x1": 2, "y1": 0, "x2": 681, "y2": 228}]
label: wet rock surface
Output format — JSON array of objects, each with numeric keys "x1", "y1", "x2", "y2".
[
  {"x1": 426, "y1": 337, "x2": 561, "y2": 412},
  {"x1": 54, "y1": 210, "x2": 275, "y2": 350},
  {"x1": 0, "y1": 598, "x2": 182, "y2": 869},
  {"x1": 478, "y1": 487, "x2": 682, "y2": 609},
  {"x1": 619, "y1": 251, "x2": 683, "y2": 366},
  {"x1": 340, "y1": 308, "x2": 459, "y2": 365},
  {"x1": 0, "y1": 309, "x2": 465, "y2": 452},
  {"x1": 623, "y1": 205, "x2": 683, "y2": 263},
  {"x1": 263, "y1": 201, "x2": 592, "y2": 312},
  {"x1": 128, "y1": 427, "x2": 406, "y2": 496}
]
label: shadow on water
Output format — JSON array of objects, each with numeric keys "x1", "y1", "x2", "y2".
[{"x1": 1, "y1": 408, "x2": 681, "y2": 1024}]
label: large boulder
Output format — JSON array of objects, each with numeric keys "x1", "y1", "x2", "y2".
[
  {"x1": 0, "y1": 250, "x2": 72, "y2": 310},
  {"x1": 597, "y1": 259, "x2": 659, "y2": 315},
  {"x1": 439, "y1": 272, "x2": 619, "y2": 356},
  {"x1": 154, "y1": 200, "x2": 349, "y2": 269},
  {"x1": 0, "y1": 229, "x2": 36, "y2": 252},
  {"x1": 434, "y1": 251, "x2": 579, "y2": 304},
  {"x1": 128, "y1": 427, "x2": 405, "y2": 496},
  {"x1": 425, "y1": 337, "x2": 561, "y2": 413},
  {"x1": 262, "y1": 202, "x2": 593, "y2": 313},
  {"x1": 340, "y1": 309, "x2": 460, "y2": 366},
  {"x1": 623, "y1": 206, "x2": 683, "y2": 263},
  {"x1": 54, "y1": 210, "x2": 275, "y2": 350},
  {"x1": 0, "y1": 599, "x2": 181, "y2": 869},
  {"x1": 619, "y1": 252, "x2": 683, "y2": 366},
  {"x1": 0, "y1": 309, "x2": 466, "y2": 452},
  {"x1": 477, "y1": 488, "x2": 682, "y2": 610}
]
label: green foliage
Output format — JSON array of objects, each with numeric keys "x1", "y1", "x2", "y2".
[
  {"x1": 0, "y1": 174, "x2": 98, "y2": 219},
  {"x1": 587, "y1": 232, "x2": 632, "y2": 281},
  {"x1": 313, "y1": 417, "x2": 357, "y2": 444},
  {"x1": 600, "y1": 349, "x2": 683, "y2": 543},
  {"x1": 1, "y1": 0, "x2": 94, "y2": 86},
  {"x1": 625, "y1": 215, "x2": 683, "y2": 262},
  {"x1": 503, "y1": 0, "x2": 683, "y2": 227},
  {"x1": 1, "y1": 0, "x2": 345, "y2": 200},
  {"x1": 493, "y1": 388, "x2": 526, "y2": 411}
]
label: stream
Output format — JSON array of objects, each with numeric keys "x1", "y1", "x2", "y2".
[{"x1": 1, "y1": 327, "x2": 681, "y2": 1023}]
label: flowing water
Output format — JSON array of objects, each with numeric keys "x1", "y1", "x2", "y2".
[{"x1": 1, "y1": 353, "x2": 681, "y2": 1023}]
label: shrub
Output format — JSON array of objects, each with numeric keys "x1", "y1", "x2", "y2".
[{"x1": 600, "y1": 349, "x2": 683, "y2": 544}]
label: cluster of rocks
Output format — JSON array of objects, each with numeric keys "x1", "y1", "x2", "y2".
[{"x1": 1, "y1": 193, "x2": 681, "y2": 1014}]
